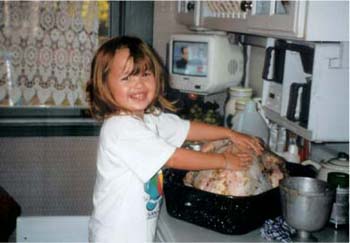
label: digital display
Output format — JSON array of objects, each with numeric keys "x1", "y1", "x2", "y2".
[{"x1": 172, "y1": 41, "x2": 208, "y2": 77}]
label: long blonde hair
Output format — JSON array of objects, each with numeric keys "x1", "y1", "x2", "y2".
[{"x1": 86, "y1": 36, "x2": 176, "y2": 120}]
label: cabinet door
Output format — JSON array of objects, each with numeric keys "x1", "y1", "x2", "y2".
[
  {"x1": 175, "y1": 0, "x2": 202, "y2": 27},
  {"x1": 201, "y1": 1, "x2": 249, "y2": 33},
  {"x1": 247, "y1": 0, "x2": 306, "y2": 38}
]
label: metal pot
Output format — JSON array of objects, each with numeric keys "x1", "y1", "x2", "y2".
[
  {"x1": 280, "y1": 177, "x2": 335, "y2": 242},
  {"x1": 302, "y1": 152, "x2": 349, "y2": 181}
]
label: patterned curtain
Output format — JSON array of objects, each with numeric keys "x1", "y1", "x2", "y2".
[{"x1": 0, "y1": 1, "x2": 99, "y2": 107}]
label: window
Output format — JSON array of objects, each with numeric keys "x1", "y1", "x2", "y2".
[
  {"x1": 0, "y1": 1, "x2": 110, "y2": 108},
  {"x1": 97, "y1": 1, "x2": 110, "y2": 45}
]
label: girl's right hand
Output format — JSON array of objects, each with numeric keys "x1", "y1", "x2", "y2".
[
  {"x1": 223, "y1": 151, "x2": 253, "y2": 171},
  {"x1": 228, "y1": 131, "x2": 264, "y2": 156}
]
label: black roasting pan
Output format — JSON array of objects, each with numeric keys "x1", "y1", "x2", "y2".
[{"x1": 163, "y1": 162, "x2": 316, "y2": 235}]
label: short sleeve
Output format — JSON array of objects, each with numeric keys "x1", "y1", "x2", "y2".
[
  {"x1": 155, "y1": 113, "x2": 190, "y2": 147},
  {"x1": 104, "y1": 117, "x2": 176, "y2": 183}
]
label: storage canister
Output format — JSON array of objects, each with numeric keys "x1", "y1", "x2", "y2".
[
  {"x1": 224, "y1": 87, "x2": 252, "y2": 127},
  {"x1": 231, "y1": 100, "x2": 269, "y2": 144}
]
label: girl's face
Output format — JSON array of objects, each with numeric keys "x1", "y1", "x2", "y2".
[{"x1": 107, "y1": 48, "x2": 156, "y2": 117}]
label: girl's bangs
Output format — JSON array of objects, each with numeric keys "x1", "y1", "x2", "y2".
[{"x1": 130, "y1": 56, "x2": 154, "y2": 75}]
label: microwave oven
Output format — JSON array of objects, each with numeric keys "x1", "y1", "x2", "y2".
[{"x1": 262, "y1": 40, "x2": 349, "y2": 142}]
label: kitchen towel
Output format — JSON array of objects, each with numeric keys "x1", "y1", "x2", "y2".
[{"x1": 260, "y1": 216, "x2": 296, "y2": 243}]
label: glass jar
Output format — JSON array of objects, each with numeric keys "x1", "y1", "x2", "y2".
[{"x1": 224, "y1": 87, "x2": 252, "y2": 128}]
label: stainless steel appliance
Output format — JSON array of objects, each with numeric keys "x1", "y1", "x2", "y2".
[{"x1": 262, "y1": 40, "x2": 349, "y2": 142}]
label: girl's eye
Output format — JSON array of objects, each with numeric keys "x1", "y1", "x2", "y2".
[
  {"x1": 121, "y1": 76, "x2": 129, "y2": 81},
  {"x1": 143, "y1": 71, "x2": 152, "y2": 77}
]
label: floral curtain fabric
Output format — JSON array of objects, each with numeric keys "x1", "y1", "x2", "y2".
[{"x1": 0, "y1": 1, "x2": 99, "y2": 107}]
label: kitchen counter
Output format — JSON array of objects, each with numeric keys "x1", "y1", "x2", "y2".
[{"x1": 156, "y1": 203, "x2": 349, "y2": 242}]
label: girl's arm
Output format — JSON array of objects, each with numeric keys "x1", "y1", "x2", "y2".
[
  {"x1": 186, "y1": 121, "x2": 263, "y2": 154},
  {"x1": 165, "y1": 147, "x2": 252, "y2": 171},
  {"x1": 186, "y1": 121, "x2": 231, "y2": 141}
]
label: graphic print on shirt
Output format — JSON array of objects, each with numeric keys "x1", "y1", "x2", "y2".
[{"x1": 144, "y1": 170, "x2": 163, "y2": 218}]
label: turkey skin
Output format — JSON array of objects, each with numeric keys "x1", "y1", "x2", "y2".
[{"x1": 183, "y1": 139, "x2": 285, "y2": 196}]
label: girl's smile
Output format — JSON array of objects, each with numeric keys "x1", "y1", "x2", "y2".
[{"x1": 107, "y1": 48, "x2": 156, "y2": 117}]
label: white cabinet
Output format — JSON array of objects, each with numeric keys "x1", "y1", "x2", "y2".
[
  {"x1": 175, "y1": 0, "x2": 349, "y2": 41},
  {"x1": 175, "y1": 0, "x2": 203, "y2": 28},
  {"x1": 201, "y1": 1, "x2": 249, "y2": 33},
  {"x1": 302, "y1": 1, "x2": 349, "y2": 41},
  {"x1": 176, "y1": 1, "x2": 249, "y2": 32},
  {"x1": 247, "y1": 1, "x2": 307, "y2": 39},
  {"x1": 247, "y1": 1, "x2": 349, "y2": 41}
]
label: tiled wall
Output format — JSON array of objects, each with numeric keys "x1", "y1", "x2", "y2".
[{"x1": 0, "y1": 137, "x2": 98, "y2": 216}]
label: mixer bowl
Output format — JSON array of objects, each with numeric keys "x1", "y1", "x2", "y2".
[{"x1": 280, "y1": 177, "x2": 335, "y2": 242}]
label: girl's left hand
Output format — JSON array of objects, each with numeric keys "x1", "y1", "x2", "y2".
[{"x1": 228, "y1": 130, "x2": 264, "y2": 155}]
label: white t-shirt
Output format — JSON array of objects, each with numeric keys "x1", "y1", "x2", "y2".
[{"x1": 89, "y1": 112, "x2": 190, "y2": 243}]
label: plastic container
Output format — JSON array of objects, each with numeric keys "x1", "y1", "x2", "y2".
[
  {"x1": 231, "y1": 100, "x2": 269, "y2": 144},
  {"x1": 224, "y1": 87, "x2": 252, "y2": 127},
  {"x1": 229, "y1": 87, "x2": 253, "y2": 98},
  {"x1": 224, "y1": 96, "x2": 236, "y2": 127},
  {"x1": 235, "y1": 99, "x2": 250, "y2": 112}
]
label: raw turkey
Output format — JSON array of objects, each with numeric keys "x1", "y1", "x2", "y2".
[{"x1": 183, "y1": 139, "x2": 285, "y2": 196}]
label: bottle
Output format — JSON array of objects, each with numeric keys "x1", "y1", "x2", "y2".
[
  {"x1": 283, "y1": 136, "x2": 300, "y2": 163},
  {"x1": 276, "y1": 127, "x2": 287, "y2": 154},
  {"x1": 327, "y1": 172, "x2": 349, "y2": 230},
  {"x1": 231, "y1": 100, "x2": 269, "y2": 144},
  {"x1": 269, "y1": 123, "x2": 278, "y2": 152}
]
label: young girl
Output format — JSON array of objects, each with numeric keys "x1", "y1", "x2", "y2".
[{"x1": 86, "y1": 36, "x2": 263, "y2": 243}]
